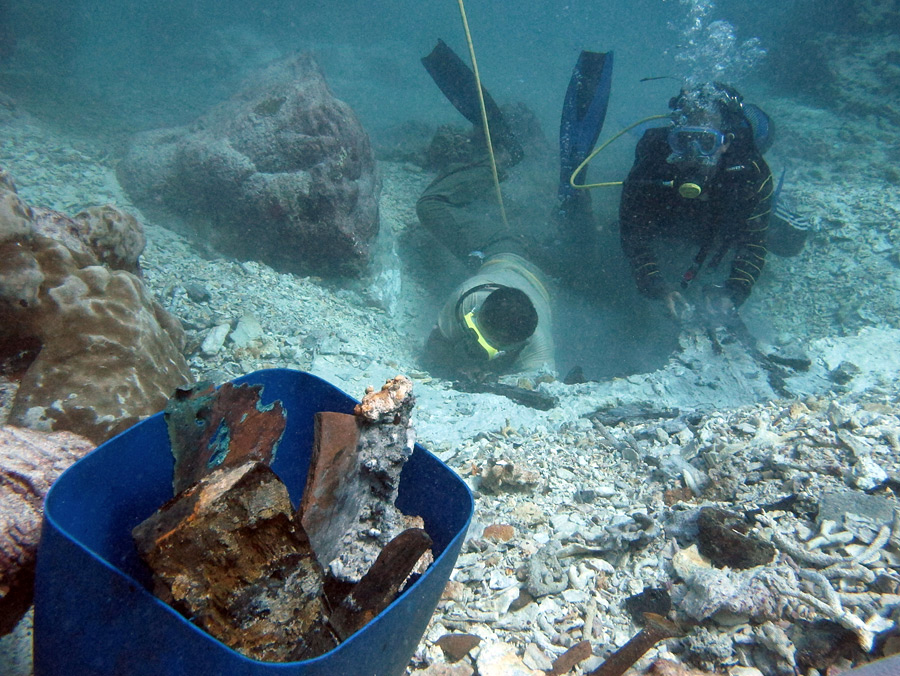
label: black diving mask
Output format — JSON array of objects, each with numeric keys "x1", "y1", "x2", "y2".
[{"x1": 667, "y1": 126, "x2": 727, "y2": 158}]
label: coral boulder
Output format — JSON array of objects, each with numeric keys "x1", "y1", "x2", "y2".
[{"x1": 0, "y1": 169, "x2": 191, "y2": 443}]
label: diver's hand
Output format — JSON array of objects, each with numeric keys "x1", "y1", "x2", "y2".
[
  {"x1": 665, "y1": 291, "x2": 690, "y2": 321},
  {"x1": 702, "y1": 288, "x2": 739, "y2": 326}
]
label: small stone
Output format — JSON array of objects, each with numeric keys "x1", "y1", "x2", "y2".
[
  {"x1": 512, "y1": 502, "x2": 545, "y2": 526},
  {"x1": 442, "y1": 580, "x2": 469, "y2": 602},
  {"x1": 229, "y1": 314, "x2": 264, "y2": 349},
  {"x1": 476, "y1": 642, "x2": 543, "y2": 676},
  {"x1": 664, "y1": 485, "x2": 694, "y2": 506},
  {"x1": 550, "y1": 513, "x2": 572, "y2": 532},
  {"x1": 645, "y1": 658, "x2": 719, "y2": 675},
  {"x1": 574, "y1": 489, "x2": 598, "y2": 503},
  {"x1": 482, "y1": 524, "x2": 515, "y2": 542},
  {"x1": 435, "y1": 633, "x2": 481, "y2": 663},
  {"x1": 696, "y1": 507, "x2": 775, "y2": 569},
  {"x1": 488, "y1": 569, "x2": 517, "y2": 590},
  {"x1": 562, "y1": 589, "x2": 589, "y2": 604},
  {"x1": 522, "y1": 643, "x2": 553, "y2": 671},
  {"x1": 817, "y1": 491, "x2": 897, "y2": 525},
  {"x1": 594, "y1": 484, "x2": 617, "y2": 497},
  {"x1": 672, "y1": 544, "x2": 711, "y2": 579},
  {"x1": 200, "y1": 323, "x2": 231, "y2": 355},
  {"x1": 184, "y1": 282, "x2": 212, "y2": 303},
  {"x1": 509, "y1": 589, "x2": 534, "y2": 612},
  {"x1": 828, "y1": 361, "x2": 860, "y2": 385},
  {"x1": 557, "y1": 468, "x2": 577, "y2": 481},
  {"x1": 486, "y1": 585, "x2": 521, "y2": 614}
]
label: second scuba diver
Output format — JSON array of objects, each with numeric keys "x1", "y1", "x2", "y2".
[
  {"x1": 415, "y1": 40, "x2": 613, "y2": 380},
  {"x1": 416, "y1": 40, "x2": 555, "y2": 380},
  {"x1": 618, "y1": 82, "x2": 774, "y2": 320}
]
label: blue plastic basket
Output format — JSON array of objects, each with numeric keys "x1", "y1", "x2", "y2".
[{"x1": 34, "y1": 369, "x2": 473, "y2": 676}]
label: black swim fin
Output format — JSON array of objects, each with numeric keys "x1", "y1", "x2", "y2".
[
  {"x1": 421, "y1": 39, "x2": 522, "y2": 164},
  {"x1": 558, "y1": 50, "x2": 614, "y2": 204}
]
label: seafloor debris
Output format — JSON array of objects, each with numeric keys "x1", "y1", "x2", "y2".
[
  {"x1": 408, "y1": 394, "x2": 900, "y2": 675},
  {"x1": 696, "y1": 507, "x2": 775, "y2": 569},
  {"x1": 132, "y1": 461, "x2": 338, "y2": 662},
  {"x1": 133, "y1": 376, "x2": 428, "y2": 662},
  {"x1": 164, "y1": 380, "x2": 286, "y2": 493},
  {"x1": 353, "y1": 374, "x2": 414, "y2": 423},
  {"x1": 435, "y1": 633, "x2": 482, "y2": 663},
  {"x1": 452, "y1": 380, "x2": 559, "y2": 411},
  {"x1": 328, "y1": 527, "x2": 432, "y2": 640},
  {"x1": 480, "y1": 458, "x2": 542, "y2": 494},
  {"x1": 586, "y1": 614, "x2": 683, "y2": 676},
  {"x1": 526, "y1": 542, "x2": 569, "y2": 598},
  {"x1": 306, "y1": 374, "x2": 426, "y2": 583}
]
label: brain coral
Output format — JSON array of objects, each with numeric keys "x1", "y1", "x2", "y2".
[{"x1": 0, "y1": 169, "x2": 190, "y2": 443}]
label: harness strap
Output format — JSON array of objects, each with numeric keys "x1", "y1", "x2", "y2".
[{"x1": 681, "y1": 240, "x2": 714, "y2": 289}]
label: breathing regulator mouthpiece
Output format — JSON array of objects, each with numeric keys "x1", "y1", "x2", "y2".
[{"x1": 678, "y1": 182, "x2": 703, "y2": 199}]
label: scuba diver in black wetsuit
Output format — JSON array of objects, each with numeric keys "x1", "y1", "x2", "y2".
[{"x1": 619, "y1": 82, "x2": 774, "y2": 321}]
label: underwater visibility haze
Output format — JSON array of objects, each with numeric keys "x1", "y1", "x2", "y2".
[{"x1": 1, "y1": 0, "x2": 900, "y2": 674}]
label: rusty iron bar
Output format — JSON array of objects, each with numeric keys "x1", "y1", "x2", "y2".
[{"x1": 585, "y1": 613, "x2": 684, "y2": 676}]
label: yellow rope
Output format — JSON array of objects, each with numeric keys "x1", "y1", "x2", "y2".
[
  {"x1": 457, "y1": 0, "x2": 510, "y2": 229},
  {"x1": 570, "y1": 114, "x2": 671, "y2": 190}
]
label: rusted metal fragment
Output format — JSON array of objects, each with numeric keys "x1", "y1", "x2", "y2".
[
  {"x1": 301, "y1": 375, "x2": 420, "y2": 584},
  {"x1": 547, "y1": 639, "x2": 592, "y2": 675},
  {"x1": 586, "y1": 614, "x2": 684, "y2": 676},
  {"x1": 165, "y1": 381, "x2": 286, "y2": 493},
  {"x1": 132, "y1": 461, "x2": 337, "y2": 662},
  {"x1": 300, "y1": 411, "x2": 362, "y2": 569},
  {"x1": 0, "y1": 425, "x2": 93, "y2": 635},
  {"x1": 328, "y1": 528, "x2": 432, "y2": 640}
]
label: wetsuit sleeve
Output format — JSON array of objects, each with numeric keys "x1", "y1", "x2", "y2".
[
  {"x1": 422, "y1": 325, "x2": 479, "y2": 379},
  {"x1": 619, "y1": 132, "x2": 669, "y2": 300},
  {"x1": 724, "y1": 159, "x2": 773, "y2": 306}
]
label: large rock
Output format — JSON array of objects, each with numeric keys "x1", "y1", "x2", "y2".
[
  {"x1": 0, "y1": 169, "x2": 191, "y2": 443},
  {"x1": 117, "y1": 51, "x2": 380, "y2": 278}
]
